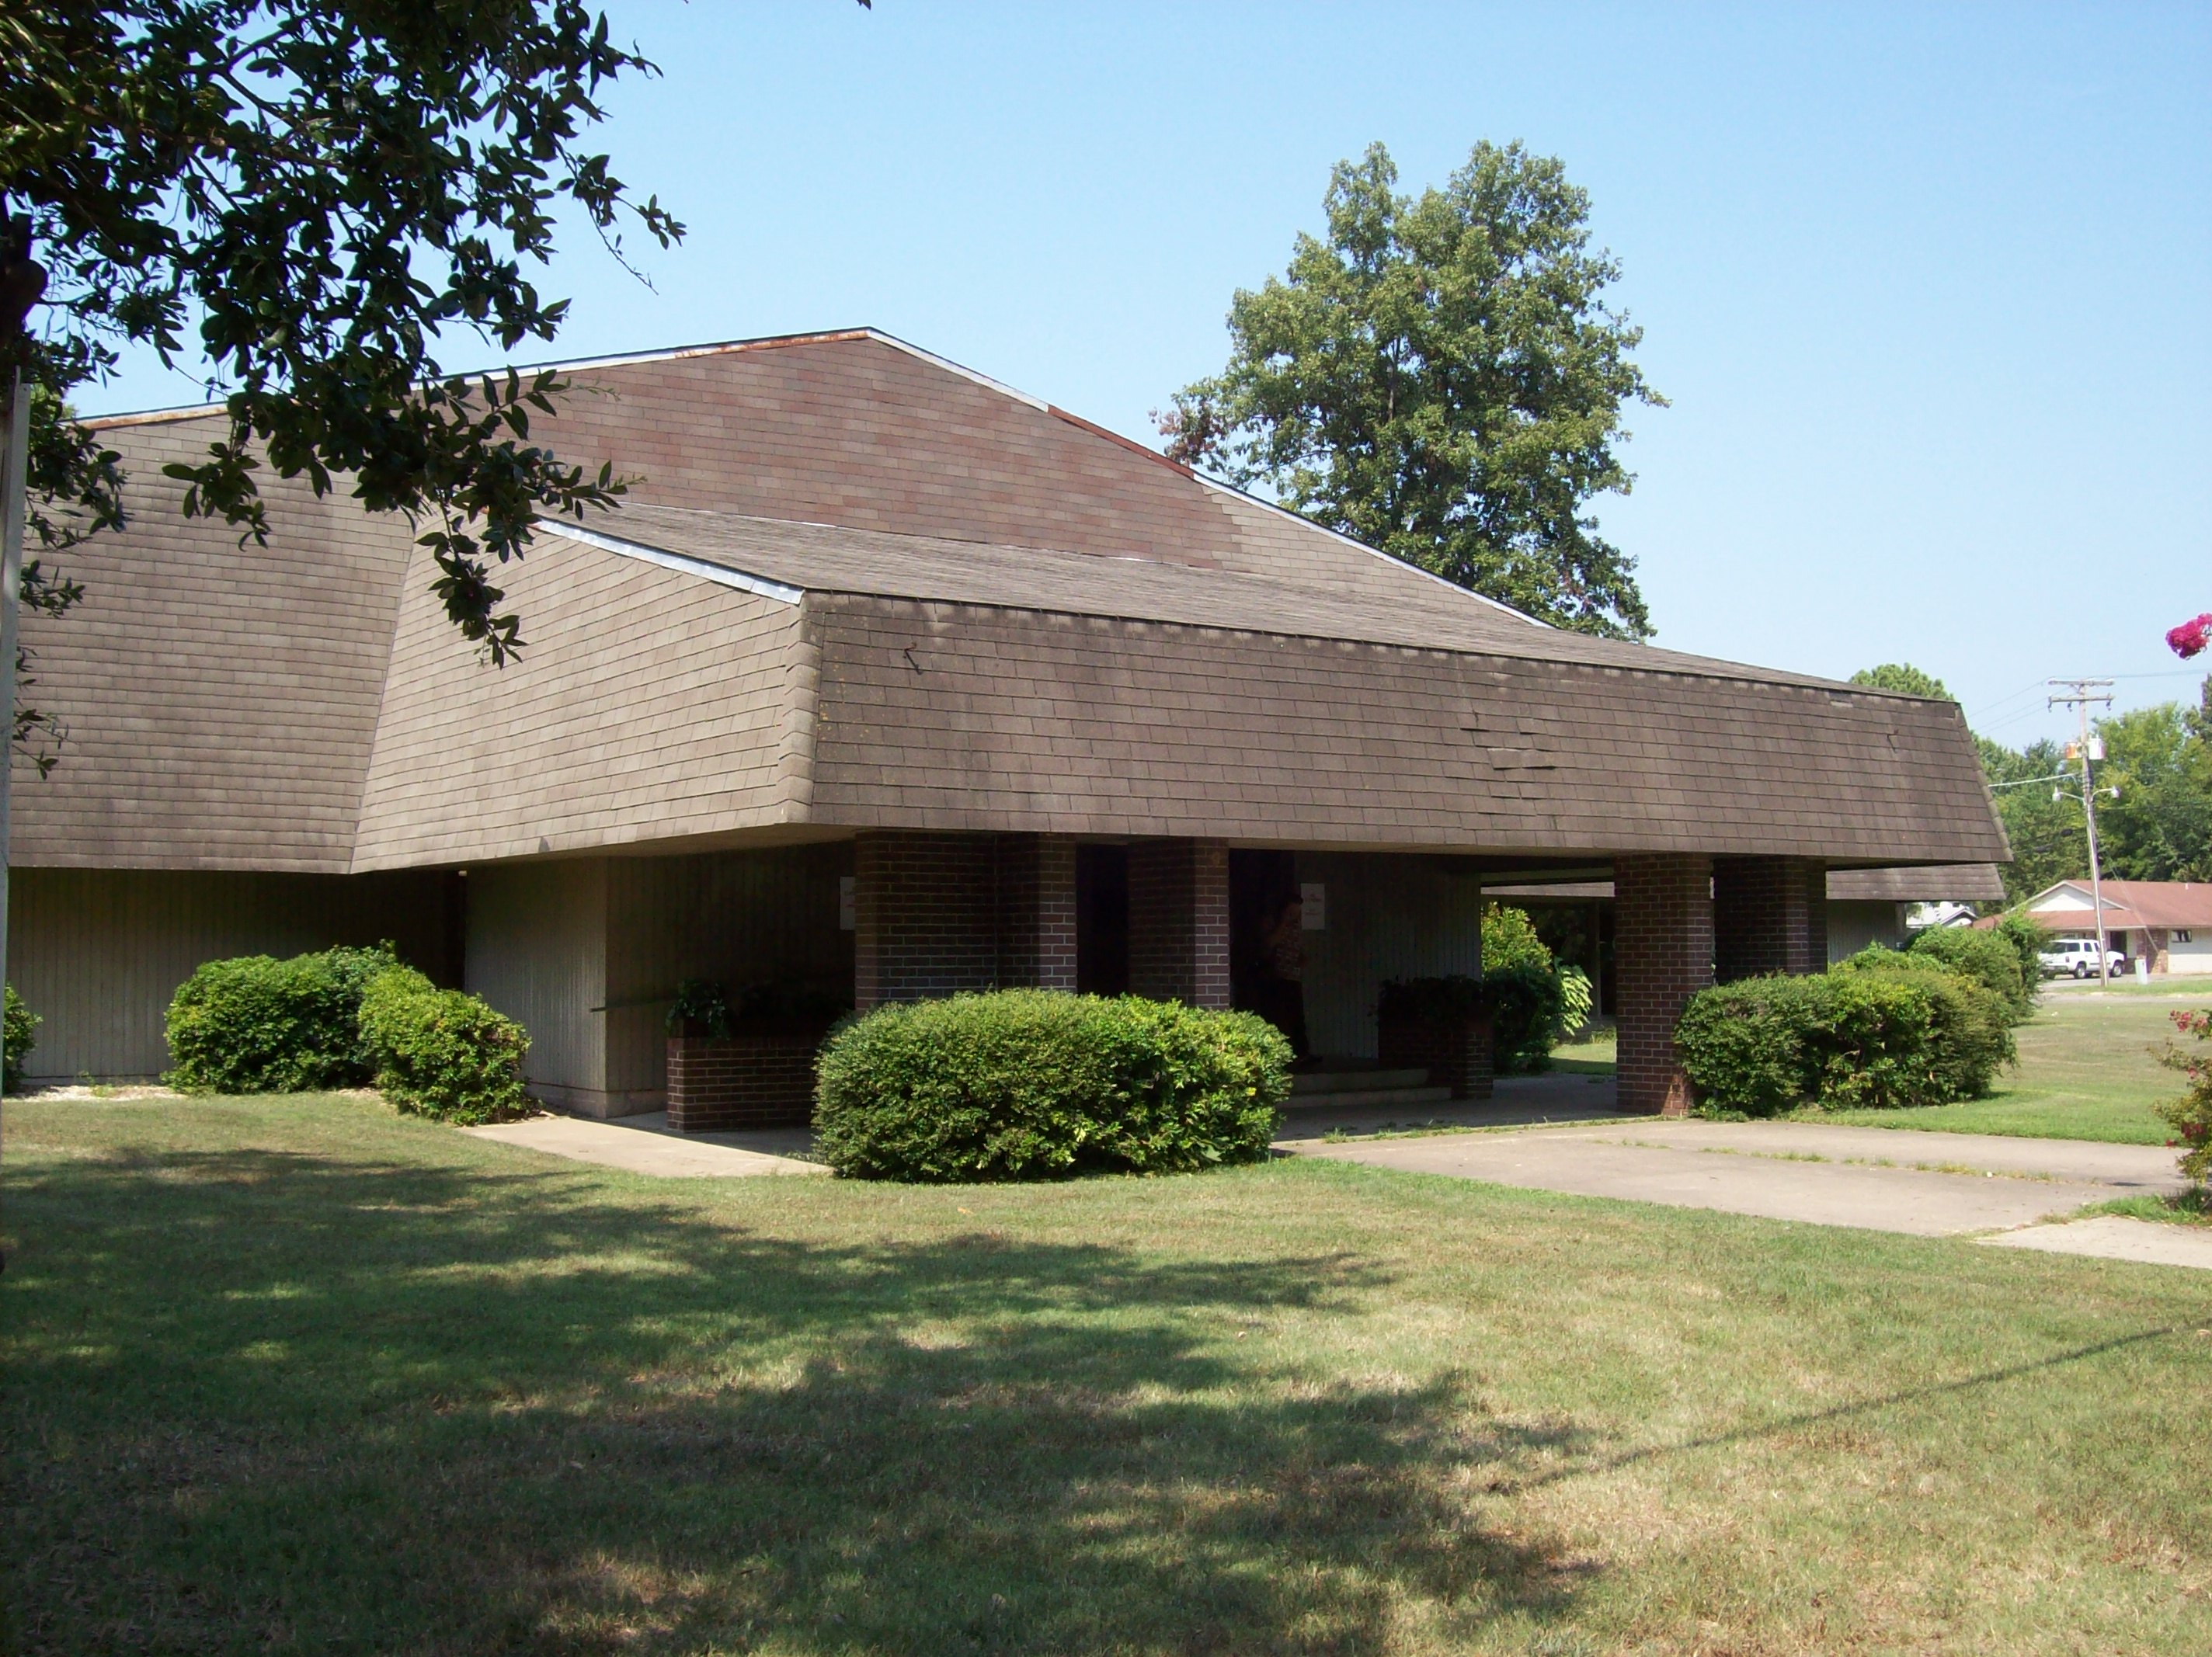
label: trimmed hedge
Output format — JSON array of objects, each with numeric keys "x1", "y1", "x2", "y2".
[
  {"x1": 1904, "y1": 927, "x2": 2036, "y2": 1022},
  {"x1": 1675, "y1": 960, "x2": 2014, "y2": 1117},
  {"x1": 165, "y1": 944, "x2": 398, "y2": 1093},
  {"x1": 358, "y1": 967, "x2": 532, "y2": 1125},
  {"x1": 5, "y1": 984, "x2": 39, "y2": 1095},
  {"x1": 813, "y1": 989, "x2": 1292, "y2": 1182}
]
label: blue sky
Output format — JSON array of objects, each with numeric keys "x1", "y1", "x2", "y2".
[{"x1": 87, "y1": 2, "x2": 2210, "y2": 748}]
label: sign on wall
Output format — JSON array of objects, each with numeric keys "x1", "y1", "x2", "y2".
[{"x1": 1300, "y1": 881, "x2": 1327, "y2": 930}]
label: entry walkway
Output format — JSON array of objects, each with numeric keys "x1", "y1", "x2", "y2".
[
  {"x1": 1289, "y1": 1115, "x2": 2207, "y2": 1265},
  {"x1": 464, "y1": 1111, "x2": 825, "y2": 1177}
]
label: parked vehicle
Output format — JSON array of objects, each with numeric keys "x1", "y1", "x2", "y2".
[{"x1": 2037, "y1": 938, "x2": 2127, "y2": 979}]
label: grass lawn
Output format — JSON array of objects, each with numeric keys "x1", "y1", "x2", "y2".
[
  {"x1": 5, "y1": 1094, "x2": 2209, "y2": 1654},
  {"x1": 1797, "y1": 991, "x2": 2191, "y2": 1145}
]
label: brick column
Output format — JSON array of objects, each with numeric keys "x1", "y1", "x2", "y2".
[
  {"x1": 1127, "y1": 839, "x2": 1230, "y2": 1008},
  {"x1": 1805, "y1": 861, "x2": 1829, "y2": 968},
  {"x1": 995, "y1": 834, "x2": 1078, "y2": 992},
  {"x1": 853, "y1": 830, "x2": 999, "y2": 1009},
  {"x1": 1713, "y1": 856, "x2": 1826, "y2": 981},
  {"x1": 1615, "y1": 853, "x2": 1714, "y2": 1117}
]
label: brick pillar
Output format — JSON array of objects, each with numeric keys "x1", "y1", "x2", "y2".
[
  {"x1": 1713, "y1": 856, "x2": 1826, "y2": 981},
  {"x1": 995, "y1": 834, "x2": 1077, "y2": 992},
  {"x1": 853, "y1": 830, "x2": 999, "y2": 1009},
  {"x1": 1615, "y1": 853, "x2": 1714, "y2": 1117},
  {"x1": 1127, "y1": 839, "x2": 1230, "y2": 1008},
  {"x1": 1806, "y1": 861, "x2": 1829, "y2": 969}
]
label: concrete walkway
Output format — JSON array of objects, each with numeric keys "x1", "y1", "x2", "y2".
[
  {"x1": 1272, "y1": 1068, "x2": 1623, "y2": 1139},
  {"x1": 464, "y1": 1111, "x2": 826, "y2": 1177},
  {"x1": 1978, "y1": 1214, "x2": 2212, "y2": 1269},
  {"x1": 1289, "y1": 1117, "x2": 2200, "y2": 1259}
]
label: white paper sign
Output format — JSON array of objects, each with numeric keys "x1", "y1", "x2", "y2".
[{"x1": 1300, "y1": 881, "x2": 1327, "y2": 930}]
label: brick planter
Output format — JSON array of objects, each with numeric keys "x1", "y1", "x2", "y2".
[
  {"x1": 1377, "y1": 1009, "x2": 1494, "y2": 1100},
  {"x1": 666, "y1": 1029, "x2": 832, "y2": 1132}
]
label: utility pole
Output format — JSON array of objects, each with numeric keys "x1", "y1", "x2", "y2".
[{"x1": 2049, "y1": 678, "x2": 2116, "y2": 978}]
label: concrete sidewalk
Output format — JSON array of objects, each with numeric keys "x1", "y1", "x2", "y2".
[
  {"x1": 1289, "y1": 1117, "x2": 2201, "y2": 1259},
  {"x1": 465, "y1": 1111, "x2": 826, "y2": 1178}
]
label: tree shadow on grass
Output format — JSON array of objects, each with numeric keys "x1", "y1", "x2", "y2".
[{"x1": 5, "y1": 1144, "x2": 1602, "y2": 1655}]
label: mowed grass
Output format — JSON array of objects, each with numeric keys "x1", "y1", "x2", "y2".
[
  {"x1": 1801, "y1": 991, "x2": 2193, "y2": 1145},
  {"x1": 5, "y1": 1096, "x2": 2210, "y2": 1655}
]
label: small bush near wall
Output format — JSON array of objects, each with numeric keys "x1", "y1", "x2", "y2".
[
  {"x1": 5, "y1": 985, "x2": 40, "y2": 1094},
  {"x1": 814, "y1": 990, "x2": 1291, "y2": 1182},
  {"x1": 1904, "y1": 928, "x2": 2036, "y2": 1021},
  {"x1": 358, "y1": 967, "x2": 531, "y2": 1125},
  {"x1": 165, "y1": 944, "x2": 398, "y2": 1093},
  {"x1": 1676, "y1": 961, "x2": 2013, "y2": 1117},
  {"x1": 2156, "y1": 1009, "x2": 2212, "y2": 1183}
]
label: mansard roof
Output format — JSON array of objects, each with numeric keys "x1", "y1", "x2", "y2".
[{"x1": 18, "y1": 330, "x2": 2009, "y2": 874}]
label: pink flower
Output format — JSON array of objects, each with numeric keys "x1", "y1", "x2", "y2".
[{"x1": 2169, "y1": 613, "x2": 2212, "y2": 658}]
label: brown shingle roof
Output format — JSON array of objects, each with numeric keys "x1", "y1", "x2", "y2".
[{"x1": 26, "y1": 330, "x2": 2009, "y2": 874}]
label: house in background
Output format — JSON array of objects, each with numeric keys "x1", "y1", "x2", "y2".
[
  {"x1": 9, "y1": 330, "x2": 2008, "y2": 1119},
  {"x1": 2016, "y1": 880, "x2": 2212, "y2": 974},
  {"x1": 1490, "y1": 863, "x2": 2008, "y2": 1008},
  {"x1": 1826, "y1": 863, "x2": 2008, "y2": 958}
]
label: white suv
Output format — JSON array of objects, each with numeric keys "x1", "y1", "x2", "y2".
[{"x1": 2038, "y1": 938, "x2": 2127, "y2": 979}]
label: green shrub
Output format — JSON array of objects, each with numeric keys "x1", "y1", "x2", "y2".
[
  {"x1": 164, "y1": 943, "x2": 399, "y2": 1093},
  {"x1": 1905, "y1": 926, "x2": 2036, "y2": 1021},
  {"x1": 2156, "y1": 1009, "x2": 2212, "y2": 1183},
  {"x1": 813, "y1": 989, "x2": 1290, "y2": 1183},
  {"x1": 1677, "y1": 961, "x2": 2015, "y2": 1117},
  {"x1": 1991, "y1": 912, "x2": 2051, "y2": 996},
  {"x1": 1481, "y1": 962, "x2": 1570, "y2": 1073},
  {"x1": 1480, "y1": 902, "x2": 1553, "y2": 972},
  {"x1": 1375, "y1": 967, "x2": 1564, "y2": 1075},
  {"x1": 358, "y1": 967, "x2": 532, "y2": 1125},
  {"x1": 1558, "y1": 966, "x2": 1595, "y2": 1037},
  {"x1": 666, "y1": 978, "x2": 733, "y2": 1037},
  {"x1": 1836, "y1": 947, "x2": 2017, "y2": 1093},
  {"x1": 5, "y1": 984, "x2": 40, "y2": 1094}
]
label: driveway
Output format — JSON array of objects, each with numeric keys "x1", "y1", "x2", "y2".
[{"x1": 1287, "y1": 1117, "x2": 2204, "y2": 1260}]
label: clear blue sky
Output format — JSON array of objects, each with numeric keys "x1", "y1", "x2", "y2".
[{"x1": 89, "y1": 2, "x2": 2210, "y2": 749}]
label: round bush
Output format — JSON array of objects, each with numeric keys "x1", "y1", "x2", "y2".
[
  {"x1": 358, "y1": 967, "x2": 533, "y2": 1125},
  {"x1": 1677, "y1": 961, "x2": 2014, "y2": 1117},
  {"x1": 812, "y1": 989, "x2": 1291, "y2": 1183},
  {"x1": 164, "y1": 944, "x2": 398, "y2": 1093},
  {"x1": 1903, "y1": 927, "x2": 2036, "y2": 1022}
]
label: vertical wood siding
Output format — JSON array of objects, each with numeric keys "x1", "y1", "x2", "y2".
[
  {"x1": 604, "y1": 844, "x2": 855, "y2": 1099},
  {"x1": 465, "y1": 859, "x2": 607, "y2": 1106},
  {"x1": 9, "y1": 867, "x2": 448, "y2": 1082},
  {"x1": 1296, "y1": 853, "x2": 1486, "y2": 1060}
]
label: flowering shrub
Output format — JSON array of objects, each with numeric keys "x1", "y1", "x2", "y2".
[
  {"x1": 2167, "y1": 613, "x2": 2212, "y2": 660},
  {"x1": 2155, "y1": 1009, "x2": 2212, "y2": 1181}
]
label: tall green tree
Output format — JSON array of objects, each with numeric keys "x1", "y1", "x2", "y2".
[
  {"x1": 1162, "y1": 142, "x2": 1663, "y2": 640},
  {"x1": 1, "y1": 0, "x2": 699, "y2": 663},
  {"x1": 1849, "y1": 662, "x2": 1953, "y2": 700},
  {"x1": 2095, "y1": 689, "x2": 2212, "y2": 883}
]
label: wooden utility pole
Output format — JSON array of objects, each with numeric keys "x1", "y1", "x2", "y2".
[{"x1": 2049, "y1": 678, "x2": 2116, "y2": 978}]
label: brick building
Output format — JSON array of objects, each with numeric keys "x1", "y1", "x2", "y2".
[{"x1": 10, "y1": 331, "x2": 2009, "y2": 1116}]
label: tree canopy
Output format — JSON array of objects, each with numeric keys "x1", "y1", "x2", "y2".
[
  {"x1": 1849, "y1": 662, "x2": 1953, "y2": 700},
  {"x1": 1, "y1": 1, "x2": 689, "y2": 664},
  {"x1": 1161, "y1": 142, "x2": 1663, "y2": 640},
  {"x1": 1859, "y1": 662, "x2": 2212, "y2": 902}
]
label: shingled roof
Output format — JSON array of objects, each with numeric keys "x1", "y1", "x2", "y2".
[{"x1": 18, "y1": 329, "x2": 2010, "y2": 875}]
